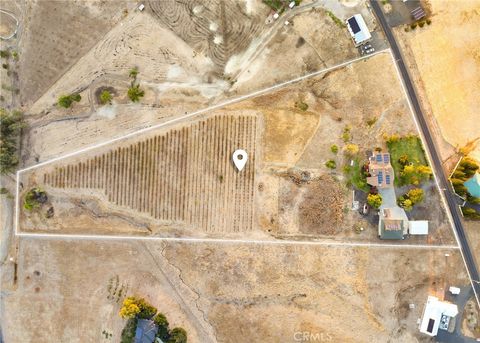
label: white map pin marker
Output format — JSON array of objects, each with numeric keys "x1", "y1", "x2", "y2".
[{"x1": 232, "y1": 149, "x2": 248, "y2": 171}]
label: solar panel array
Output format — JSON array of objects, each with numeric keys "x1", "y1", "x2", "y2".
[
  {"x1": 383, "y1": 154, "x2": 389, "y2": 163},
  {"x1": 378, "y1": 171, "x2": 383, "y2": 184},
  {"x1": 386, "y1": 174, "x2": 391, "y2": 185},
  {"x1": 376, "y1": 154, "x2": 382, "y2": 162}
]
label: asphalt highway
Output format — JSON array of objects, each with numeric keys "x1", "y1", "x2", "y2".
[{"x1": 370, "y1": 0, "x2": 480, "y2": 306}]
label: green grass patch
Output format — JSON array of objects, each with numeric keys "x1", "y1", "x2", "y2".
[
  {"x1": 386, "y1": 135, "x2": 428, "y2": 185},
  {"x1": 263, "y1": 0, "x2": 284, "y2": 11},
  {"x1": 343, "y1": 157, "x2": 369, "y2": 192}
]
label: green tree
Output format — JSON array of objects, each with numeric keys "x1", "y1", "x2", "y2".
[
  {"x1": 58, "y1": 93, "x2": 81, "y2": 108},
  {"x1": 325, "y1": 160, "x2": 336, "y2": 169},
  {"x1": 127, "y1": 85, "x2": 144, "y2": 102},
  {"x1": 168, "y1": 327, "x2": 187, "y2": 343},
  {"x1": 367, "y1": 193, "x2": 382, "y2": 209},
  {"x1": 23, "y1": 188, "x2": 47, "y2": 211},
  {"x1": 100, "y1": 90, "x2": 113, "y2": 105},
  {"x1": 406, "y1": 188, "x2": 424, "y2": 204},
  {"x1": 154, "y1": 313, "x2": 170, "y2": 341}
]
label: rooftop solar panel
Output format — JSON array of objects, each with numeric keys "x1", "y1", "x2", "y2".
[
  {"x1": 376, "y1": 154, "x2": 382, "y2": 162},
  {"x1": 386, "y1": 174, "x2": 391, "y2": 184},
  {"x1": 383, "y1": 154, "x2": 390, "y2": 163},
  {"x1": 378, "y1": 171, "x2": 383, "y2": 184},
  {"x1": 347, "y1": 17, "x2": 361, "y2": 34}
]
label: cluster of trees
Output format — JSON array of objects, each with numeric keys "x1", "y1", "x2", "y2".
[
  {"x1": 397, "y1": 188, "x2": 424, "y2": 211},
  {"x1": 120, "y1": 296, "x2": 187, "y2": 343},
  {"x1": 451, "y1": 157, "x2": 480, "y2": 219},
  {"x1": 58, "y1": 93, "x2": 81, "y2": 108},
  {"x1": 128, "y1": 67, "x2": 145, "y2": 102},
  {"x1": 397, "y1": 155, "x2": 432, "y2": 185},
  {"x1": 0, "y1": 108, "x2": 26, "y2": 174}
]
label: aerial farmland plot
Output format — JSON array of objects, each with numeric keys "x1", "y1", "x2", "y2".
[{"x1": 2, "y1": 1, "x2": 478, "y2": 343}]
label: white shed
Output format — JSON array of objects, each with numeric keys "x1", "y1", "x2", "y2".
[{"x1": 409, "y1": 220, "x2": 428, "y2": 235}]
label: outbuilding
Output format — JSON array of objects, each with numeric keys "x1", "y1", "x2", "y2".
[
  {"x1": 409, "y1": 220, "x2": 429, "y2": 235},
  {"x1": 346, "y1": 14, "x2": 371, "y2": 46}
]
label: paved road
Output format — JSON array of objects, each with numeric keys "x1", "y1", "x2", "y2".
[{"x1": 369, "y1": 0, "x2": 480, "y2": 307}]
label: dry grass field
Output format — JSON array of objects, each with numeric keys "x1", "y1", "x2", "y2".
[
  {"x1": 1, "y1": 239, "x2": 467, "y2": 343},
  {"x1": 396, "y1": 0, "x2": 480, "y2": 162}
]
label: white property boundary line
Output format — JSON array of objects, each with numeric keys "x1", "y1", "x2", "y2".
[
  {"x1": 14, "y1": 48, "x2": 459, "y2": 251},
  {"x1": 14, "y1": 49, "x2": 388, "y2": 238},
  {"x1": 388, "y1": 49, "x2": 480, "y2": 307},
  {"x1": 14, "y1": 232, "x2": 460, "y2": 250}
]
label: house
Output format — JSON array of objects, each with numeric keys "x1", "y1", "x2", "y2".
[
  {"x1": 346, "y1": 14, "x2": 372, "y2": 47},
  {"x1": 409, "y1": 220, "x2": 429, "y2": 235},
  {"x1": 419, "y1": 296, "x2": 458, "y2": 337},
  {"x1": 135, "y1": 319, "x2": 158, "y2": 343},
  {"x1": 366, "y1": 152, "x2": 394, "y2": 189}
]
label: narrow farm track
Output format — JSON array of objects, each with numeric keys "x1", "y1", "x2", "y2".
[{"x1": 43, "y1": 115, "x2": 257, "y2": 233}]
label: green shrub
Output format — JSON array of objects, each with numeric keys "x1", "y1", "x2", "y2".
[
  {"x1": 100, "y1": 90, "x2": 113, "y2": 105},
  {"x1": 367, "y1": 193, "x2": 382, "y2": 209},
  {"x1": 129, "y1": 67, "x2": 139, "y2": 79},
  {"x1": 366, "y1": 117, "x2": 377, "y2": 127},
  {"x1": 154, "y1": 313, "x2": 170, "y2": 341},
  {"x1": 24, "y1": 188, "x2": 47, "y2": 211},
  {"x1": 295, "y1": 100, "x2": 308, "y2": 111},
  {"x1": 58, "y1": 93, "x2": 81, "y2": 108},
  {"x1": 168, "y1": 327, "x2": 187, "y2": 343},
  {"x1": 330, "y1": 145, "x2": 338, "y2": 154},
  {"x1": 128, "y1": 85, "x2": 145, "y2": 102},
  {"x1": 0, "y1": 50, "x2": 10, "y2": 59},
  {"x1": 326, "y1": 10, "x2": 346, "y2": 28},
  {"x1": 325, "y1": 160, "x2": 336, "y2": 169}
]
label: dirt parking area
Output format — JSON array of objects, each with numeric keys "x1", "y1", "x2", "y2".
[{"x1": 1, "y1": 239, "x2": 467, "y2": 343}]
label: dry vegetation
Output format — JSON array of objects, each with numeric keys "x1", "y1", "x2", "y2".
[
  {"x1": 1, "y1": 239, "x2": 468, "y2": 343},
  {"x1": 395, "y1": 0, "x2": 480, "y2": 162}
]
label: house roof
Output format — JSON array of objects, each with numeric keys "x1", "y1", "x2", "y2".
[
  {"x1": 380, "y1": 219, "x2": 404, "y2": 239},
  {"x1": 135, "y1": 319, "x2": 158, "y2": 343},
  {"x1": 346, "y1": 14, "x2": 371, "y2": 46},
  {"x1": 367, "y1": 153, "x2": 394, "y2": 188},
  {"x1": 409, "y1": 220, "x2": 429, "y2": 235},
  {"x1": 420, "y1": 296, "x2": 458, "y2": 337}
]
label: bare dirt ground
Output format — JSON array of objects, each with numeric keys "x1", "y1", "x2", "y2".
[
  {"x1": 17, "y1": 0, "x2": 131, "y2": 105},
  {"x1": 395, "y1": 0, "x2": 480, "y2": 165},
  {"x1": 18, "y1": 52, "x2": 456, "y2": 245},
  {"x1": 1, "y1": 239, "x2": 467, "y2": 343}
]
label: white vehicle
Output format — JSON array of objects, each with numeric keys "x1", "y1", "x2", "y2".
[{"x1": 289, "y1": 1, "x2": 296, "y2": 9}]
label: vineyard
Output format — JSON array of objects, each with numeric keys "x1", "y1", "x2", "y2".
[{"x1": 41, "y1": 114, "x2": 257, "y2": 233}]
